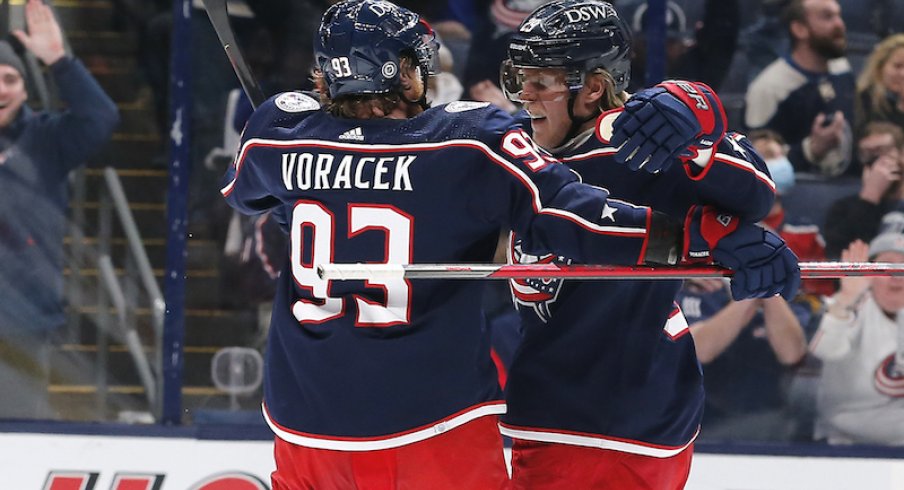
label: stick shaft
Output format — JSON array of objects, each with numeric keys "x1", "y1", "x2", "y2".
[
  {"x1": 318, "y1": 262, "x2": 904, "y2": 281},
  {"x1": 202, "y1": 0, "x2": 266, "y2": 108}
]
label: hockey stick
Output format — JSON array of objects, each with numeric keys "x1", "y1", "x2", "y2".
[
  {"x1": 202, "y1": 0, "x2": 266, "y2": 108},
  {"x1": 318, "y1": 262, "x2": 904, "y2": 281}
]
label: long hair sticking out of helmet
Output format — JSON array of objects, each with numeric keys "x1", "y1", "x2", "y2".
[
  {"x1": 502, "y1": 0, "x2": 632, "y2": 139},
  {"x1": 587, "y1": 68, "x2": 629, "y2": 111},
  {"x1": 314, "y1": 0, "x2": 439, "y2": 117}
]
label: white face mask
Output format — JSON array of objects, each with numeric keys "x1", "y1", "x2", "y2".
[{"x1": 765, "y1": 156, "x2": 795, "y2": 194}]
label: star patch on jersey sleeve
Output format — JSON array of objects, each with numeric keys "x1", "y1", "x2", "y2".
[{"x1": 601, "y1": 203, "x2": 618, "y2": 221}]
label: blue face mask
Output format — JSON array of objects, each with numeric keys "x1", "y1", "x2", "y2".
[{"x1": 765, "y1": 156, "x2": 795, "y2": 195}]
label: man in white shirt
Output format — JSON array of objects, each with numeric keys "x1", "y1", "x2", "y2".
[{"x1": 810, "y1": 233, "x2": 904, "y2": 445}]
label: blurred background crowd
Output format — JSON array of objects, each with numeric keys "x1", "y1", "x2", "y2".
[{"x1": 3, "y1": 0, "x2": 904, "y2": 449}]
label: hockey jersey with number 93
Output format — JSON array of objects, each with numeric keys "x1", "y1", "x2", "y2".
[{"x1": 221, "y1": 92, "x2": 658, "y2": 450}]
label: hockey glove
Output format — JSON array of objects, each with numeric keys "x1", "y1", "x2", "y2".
[
  {"x1": 610, "y1": 80, "x2": 727, "y2": 174},
  {"x1": 684, "y1": 205, "x2": 800, "y2": 301}
]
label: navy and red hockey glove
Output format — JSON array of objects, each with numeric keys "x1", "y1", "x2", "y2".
[
  {"x1": 684, "y1": 205, "x2": 801, "y2": 301},
  {"x1": 610, "y1": 80, "x2": 727, "y2": 174}
]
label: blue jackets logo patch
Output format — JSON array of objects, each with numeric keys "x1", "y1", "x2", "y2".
[{"x1": 508, "y1": 237, "x2": 569, "y2": 323}]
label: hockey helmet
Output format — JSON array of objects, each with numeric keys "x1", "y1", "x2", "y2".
[
  {"x1": 502, "y1": 0, "x2": 632, "y2": 101},
  {"x1": 315, "y1": 0, "x2": 440, "y2": 98}
]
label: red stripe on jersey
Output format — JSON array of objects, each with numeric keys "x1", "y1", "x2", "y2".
[
  {"x1": 264, "y1": 400, "x2": 506, "y2": 451},
  {"x1": 491, "y1": 348, "x2": 508, "y2": 389},
  {"x1": 499, "y1": 422, "x2": 698, "y2": 458}
]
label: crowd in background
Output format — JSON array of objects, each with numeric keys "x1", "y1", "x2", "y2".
[{"x1": 2, "y1": 0, "x2": 904, "y2": 449}]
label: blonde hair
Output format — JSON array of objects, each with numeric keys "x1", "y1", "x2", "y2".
[
  {"x1": 857, "y1": 34, "x2": 904, "y2": 116},
  {"x1": 588, "y1": 69, "x2": 628, "y2": 111}
]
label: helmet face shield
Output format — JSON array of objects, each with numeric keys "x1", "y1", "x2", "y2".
[
  {"x1": 500, "y1": 61, "x2": 567, "y2": 102},
  {"x1": 411, "y1": 20, "x2": 440, "y2": 76},
  {"x1": 500, "y1": 60, "x2": 573, "y2": 103},
  {"x1": 500, "y1": 59, "x2": 522, "y2": 102},
  {"x1": 505, "y1": 0, "x2": 633, "y2": 93}
]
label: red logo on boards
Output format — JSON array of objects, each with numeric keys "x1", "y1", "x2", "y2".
[{"x1": 43, "y1": 471, "x2": 268, "y2": 490}]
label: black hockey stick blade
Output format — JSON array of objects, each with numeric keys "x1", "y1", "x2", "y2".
[{"x1": 202, "y1": 0, "x2": 266, "y2": 108}]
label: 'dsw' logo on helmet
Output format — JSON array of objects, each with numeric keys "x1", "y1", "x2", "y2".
[{"x1": 508, "y1": 236, "x2": 570, "y2": 323}]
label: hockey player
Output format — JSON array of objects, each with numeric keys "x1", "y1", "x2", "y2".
[
  {"x1": 222, "y1": 1, "x2": 687, "y2": 488},
  {"x1": 500, "y1": 1, "x2": 800, "y2": 488},
  {"x1": 223, "y1": 0, "x2": 799, "y2": 487}
]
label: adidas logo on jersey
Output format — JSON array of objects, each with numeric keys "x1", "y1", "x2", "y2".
[{"x1": 338, "y1": 127, "x2": 364, "y2": 141}]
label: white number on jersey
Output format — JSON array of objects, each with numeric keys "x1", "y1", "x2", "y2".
[
  {"x1": 290, "y1": 201, "x2": 413, "y2": 327},
  {"x1": 501, "y1": 130, "x2": 549, "y2": 171}
]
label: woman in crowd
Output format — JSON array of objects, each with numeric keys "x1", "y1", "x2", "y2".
[{"x1": 856, "y1": 33, "x2": 904, "y2": 136}]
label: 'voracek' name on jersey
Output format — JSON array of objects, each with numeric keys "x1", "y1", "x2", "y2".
[{"x1": 281, "y1": 152, "x2": 416, "y2": 191}]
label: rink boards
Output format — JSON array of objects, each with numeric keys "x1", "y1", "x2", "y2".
[{"x1": 1, "y1": 428, "x2": 903, "y2": 489}]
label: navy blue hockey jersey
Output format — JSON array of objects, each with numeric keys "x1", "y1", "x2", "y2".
[
  {"x1": 222, "y1": 93, "x2": 657, "y2": 450},
  {"x1": 502, "y1": 111, "x2": 776, "y2": 456}
]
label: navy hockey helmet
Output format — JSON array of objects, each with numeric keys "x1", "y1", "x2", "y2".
[
  {"x1": 315, "y1": 0, "x2": 440, "y2": 99},
  {"x1": 502, "y1": 0, "x2": 633, "y2": 100}
]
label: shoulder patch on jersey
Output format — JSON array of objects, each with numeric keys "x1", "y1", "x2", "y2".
[
  {"x1": 444, "y1": 101, "x2": 490, "y2": 113},
  {"x1": 275, "y1": 92, "x2": 320, "y2": 113}
]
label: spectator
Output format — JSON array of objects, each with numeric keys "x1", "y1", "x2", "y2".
[
  {"x1": 680, "y1": 129, "x2": 821, "y2": 436},
  {"x1": 680, "y1": 279, "x2": 811, "y2": 441},
  {"x1": 750, "y1": 129, "x2": 833, "y2": 296},
  {"x1": 810, "y1": 236, "x2": 904, "y2": 445},
  {"x1": 745, "y1": 0, "x2": 854, "y2": 177},
  {"x1": 855, "y1": 33, "x2": 904, "y2": 138},
  {"x1": 824, "y1": 121, "x2": 904, "y2": 258},
  {"x1": 0, "y1": 0, "x2": 119, "y2": 419},
  {"x1": 879, "y1": 210, "x2": 904, "y2": 235}
]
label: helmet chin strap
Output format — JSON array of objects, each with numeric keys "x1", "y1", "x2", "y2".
[
  {"x1": 401, "y1": 66, "x2": 431, "y2": 111},
  {"x1": 562, "y1": 92, "x2": 600, "y2": 145}
]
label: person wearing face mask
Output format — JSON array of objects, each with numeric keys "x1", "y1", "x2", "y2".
[
  {"x1": 750, "y1": 129, "x2": 833, "y2": 296},
  {"x1": 824, "y1": 122, "x2": 904, "y2": 258},
  {"x1": 675, "y1": 136, "x2": 814, "y2": 444},
  {"x1": 809, "y1": 234, "x2": 904, "y2": 445}
]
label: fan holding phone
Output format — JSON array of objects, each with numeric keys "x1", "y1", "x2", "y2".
[{"x1": 745, "y1": 0, "x2": 854, "y2": 177}]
